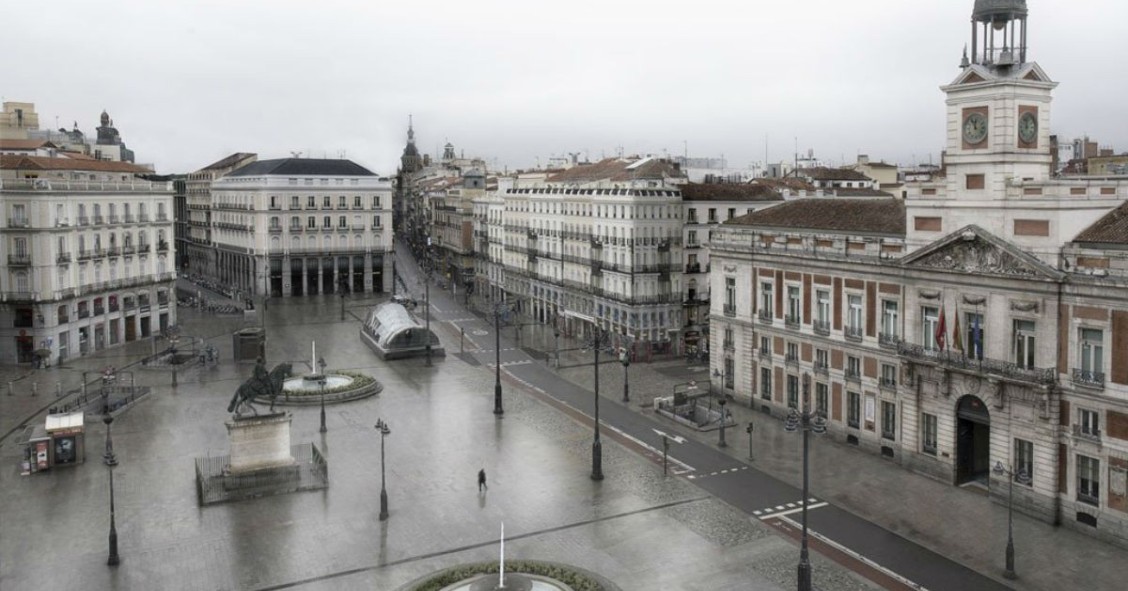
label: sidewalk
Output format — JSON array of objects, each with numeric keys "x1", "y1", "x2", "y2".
[{"x1": 510, "y1": 318, "x2": 1128, "y2": 591}]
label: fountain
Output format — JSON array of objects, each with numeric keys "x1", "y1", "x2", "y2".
[{"x1": 263, "y1": 341, "x2": 383, "y2": 406}]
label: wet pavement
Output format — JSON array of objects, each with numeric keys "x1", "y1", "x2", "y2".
[{"x1": 1, "y1": 244, "x2": 1125, "y2": 591}]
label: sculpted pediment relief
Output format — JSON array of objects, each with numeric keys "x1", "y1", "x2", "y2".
[{"x1": 902, "y1": 226, "x2": 1062, "y2": 280}]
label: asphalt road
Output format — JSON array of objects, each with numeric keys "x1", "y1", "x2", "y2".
[{"x1": 395, "y1": 242, "x2": 1011, "y2": 591}]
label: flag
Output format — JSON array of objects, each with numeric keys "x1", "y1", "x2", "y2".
[
  {"x1": 973, "y1": 312, "x2": 982, "y2": 360},
  {"x1": 935, "y1": 304, "x2": 947, "y2": 351},
  {"x1": 952, "y1": 312, "x2": 964, "y2": 353}
]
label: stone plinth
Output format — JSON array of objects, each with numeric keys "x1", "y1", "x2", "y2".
[{"x1": 225, "y1": 413, "x2": 294, "y2": 473}]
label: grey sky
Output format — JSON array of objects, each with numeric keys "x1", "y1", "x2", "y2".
[{"x1": 6, "y1": 0, "x2": 1125, "y2": 175}]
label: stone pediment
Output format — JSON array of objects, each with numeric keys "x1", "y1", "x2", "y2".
[
  {"x1": 902, "y1": 225, "x2": 1064, "y2": 280},
  {"x1": 945, "y1": 62, "x2": 1054, "y2": 88}
]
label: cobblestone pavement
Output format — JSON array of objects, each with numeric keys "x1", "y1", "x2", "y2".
[{"x1": 0, "y1": 297, "x2": 878, "y2": 591}]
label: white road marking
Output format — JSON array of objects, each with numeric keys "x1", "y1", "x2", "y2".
[
  {"x1": 651, "y1": 428, "x2": 686, "y2": 444},
  {"x1": 759, "y1": 502, "x2": 828, "y2": 520}
]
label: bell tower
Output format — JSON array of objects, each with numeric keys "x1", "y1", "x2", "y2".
[{"x1": 941, "y1": 0, "x2": 1056, "y2": 191}]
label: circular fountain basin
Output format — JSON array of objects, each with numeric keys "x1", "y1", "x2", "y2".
[{"x1": 282, "y1": 375, "x2": 353, "y2": 392}]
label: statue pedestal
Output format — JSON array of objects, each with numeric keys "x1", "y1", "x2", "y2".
[{"x1": 225, "y1": 413, "x2": 294, "y2": 473}]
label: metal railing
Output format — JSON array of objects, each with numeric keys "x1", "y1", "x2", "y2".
[
  {"x1": 898, "y1": 341, "x2": 1056, "y2": 384},
  {"x1": 758, "y1": 309, "x2": 773, "y2": 323},
  {"x1": 723, "y1": 304, "x2": 736, "y2": 317},
  {"x1": 785, "y1": 314, "x2": 801, "y2": 328},
  {"x1": 8, "y1": 254, "x2": 31, "y2": 265},
  {"x1": 1071, "y1": 368, "x2": 1105, "y2": 389},
  {"x1": 879, "y1": 332, "x2": 899, "y2": 349},
  {"x1": 8, "y1": 218, "x2": 30, "y2": 228},
  {"x1": 0, "y1": 179, "x2": 171, "y2": 192},
  {"x1": 813, "y1": 362, "x2": 829, "y2": 376},
  {"x1": 845, "y1": 326, "x2": 864, "y2": 341},
  {"x1": 813, "y1": 320, "x2": 830, "y2": 336}
]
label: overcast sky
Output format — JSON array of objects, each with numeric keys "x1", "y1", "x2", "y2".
[{"x1": 6, "y1": 0, "x2": 1126, "y2": 175}]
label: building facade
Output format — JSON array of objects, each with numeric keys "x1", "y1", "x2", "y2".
[
  {"x1": 184, "y1": 153, "x2": 258, "y2": 276},
  {"x1": 1, "y1": 155, "x2": 176, "y2": 365},
  {"x1": 208, "y1": 158, "x2": 393, "y2": 299},
  {"x1": 708, "y1": 0, "x2": 1128, "y2": 546}
]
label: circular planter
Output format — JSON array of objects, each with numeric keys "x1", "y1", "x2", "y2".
[
  {"x1": 396, "y1": 560, "x2": 621, "y2": 591},
  {"x1": 255, "y1": 370, "x2": 383, "y2": 406}
]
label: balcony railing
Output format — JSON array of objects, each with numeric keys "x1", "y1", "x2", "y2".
[
  {"x1": 879, "y1": 332, "x2": 899, "y2": 349},
  {"x1": 157, "y1": 242, "x2": 169, "y2": 252},
  {"x1": 723, "y1": 339, "x2": 734, "y2": 351},
  {"x1": 813, "y1": 320, "x2": 830, "y2": 336},
  {"x1": 1072, "y1": 368, "x2": 1105, "y2": 389},
  {"x1": 78, "y1": 216, "x2": 90, "y2": 225},
  {"x1": 93, "y1": 216, "x2": 105, "y2": 225},
  {"x1": 897, "y1": 341, "x2": 1056, "y2": 384},
  {"x1": 879, "y1": 377, "x2": 897, "y2": 391},
  {"x1": 758, "y1": 309, "x2": 773, "y2": 324},
  {"x1": 156, "y1": 214, "x2": 169, "y2": 221},
  {"x1": 8, "y1": 254, "x2": 31, "y2": 265},
  {"x1": 2, "y1": 291, "x2": 35, "y2": 302},
  {"x1": 1072, "y1": 424, "x2": 1101, "y2": 442},
  {"x1": 785, "y1": 314, "x2": 800, "y2": 329},
  {"x1": 57, "y1": 253, "x2": 72, "y2": 264},
  {"x1": 139, "y1": 214, "x2": 150, "y2": 222},
  {"x1": 685, "y1": 263, "x2": 702, "y2": 274},
  {"x1": 723, "y1": 304, "x2": 736, "y2": 317},
  {"x1": 785, "y1": 353, "x2": 799, "y2": 367},
  {"x1": 845, "y1": 369, "x2": 861, "y2": 382},
  {"x1": 8, "y1": 218, "x2": 30, "y2": 228},
  {"x1": 269, "y1": 225, "x2": 284, "y2": 234},
  {"x1": 813, "y1": 362, "x2": 829, "y2": 376},
  {"x1": 758, "y1": 349, "x2": 773, "y2": 361},
  {"x1": 845, "y1": 325, "x2": 864, "y2": 341}
]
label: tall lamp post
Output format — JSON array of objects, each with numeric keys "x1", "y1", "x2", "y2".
[
  {"x1": 375, "y1": 418, "x2": 391, "y2": 520},
  {"x1": 993, "y1": 461, "x2": 1031, "y2": 579},
  {"x1": 103, "y1": 414, "x2": 119, "y2": 566},
  {"x1": 784, "y1": 373, "x2": 826, "y2": 591},
  {"x1": 338, "y1": 277, "x2": 349, "y2": 321},
  {"x1": 424, "y1": 237, "x2": 433, "y2": 367},
  {"x1": 712, "y1": 368, "x2": 729, "y2": 447},
  {"x1": 566, "y1": 310, "x2": 609, "y2": 481},
  {"x1": 318, "y1": 376, "x2": 328, "y2": 433},
  {"x1": 492, "y1": 301, "x2": 511, "y2": 416},
  {"x1": 620, "y1": 347, "x2": 630, "y2": 403}
]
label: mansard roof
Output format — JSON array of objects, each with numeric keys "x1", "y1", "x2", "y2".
[
  {"x1": 545, "y1": 157, "x2": 684, "y2": 183},
  {"x1": 227, "y1": 158, "x2": 375, "y2": 177},
  {"x1": 726, "y1": 198, "x2": 905, "y2": 236},
  {"x1": 680, "y1": 182, "x2": 782, "y2": 202},
  {"x1": 199, "y1": 152, "x2": 256, "y2": 171},
  {"x1": 901, "y1": 224, "x2": 1064, "y2": 281},
  {"x1": 1073, "y1": 201, "x2": 1128, "y2": 245},
  {"x1": 0, "y1": 154, "x2": 151, "y2": 173}
]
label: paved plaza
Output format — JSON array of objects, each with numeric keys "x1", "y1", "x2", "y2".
[{"x1": 2, "y1": 268, "x2": 1128, "y2": 590}]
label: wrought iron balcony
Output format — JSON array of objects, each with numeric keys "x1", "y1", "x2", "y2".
[
  {"x1": 845, "y1": 369, "x2": 861, "y2": 382},
  {"x1": 879, "y1": 376, "x2": 897, "y2": 391},
  {"x1": 723, "y1": 304, "x2": 736, "y2": 317},
  {"x1": 57, "y1": 252, "x2": 73, "y2": 264},
  {"x1": 785, "y1": 314, "x2": 801, "y2": 329},
  {"x1": 897, "y1": 341, "x2": 1055, "y2": 385},
  {"x1": 8, "y1": 218, "x2": 30, "y2": 228},
  {"x1": 813, "y1": 362, "x2": 829, "y2": 376},
  {"x1": 813, "y1": 319, "x2": 830, "y2": 336},
  {"x1": 785, "y1": 353, "x2": 799, "y2": 367},
  {"x1": 1071, "y1": 368, "x2": 1105, "y2": 390},
  {"x1": 845, "y1": 325, "x2": 864, "y2": 341},
  {"x1": 879, "y1": 332, "x2": 899, "y2": 349},
  {"x1": 8, "y1": 254, "x2": 31, "y2": 265},
  {"x1": 758, "y1": 349, "x2": 773, "y2": 361},
  {"x1": 723, "y1": 339, "x2": 734, "y2": 351},
  {"x1": 78, "y1": 216, "x2": 91, "y2": 226},
  {"x1": 757, "y1": 309, "x2": 773, "y2": 324},
  {"x1": 1072, "y1": 423, "x2": 1101, "y2": 443},
  {"x1": 93, "y1": 216, "x2": 105, "y2": 225}
]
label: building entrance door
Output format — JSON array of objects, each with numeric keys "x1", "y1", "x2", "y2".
[{"x1": 956, "y1": 395, "x2": 991, "y2": 485}]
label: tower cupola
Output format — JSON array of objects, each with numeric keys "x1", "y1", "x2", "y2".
[{"x1": 971, "y1": 0, "x2": 1028, "y2": 67}]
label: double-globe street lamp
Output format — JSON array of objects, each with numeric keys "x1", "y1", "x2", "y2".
[
  {"x1": 784, "y1": 373, "x2": 826, "y2": 591},
  {"x1": 103, "y1": 414, "x2": 120, "y2": 566},
  {"x1": 993, "y1": 461, "x2": 1031, "y2": 579},
  {"x1": 375, "y1": 418, "x2": 391, "y2": 520},
  {"x1": 565, "y1": 310, "x2": 612, "y2": 481},
  {"x1": 492, "y1": 300, "x2": 518, "y2": 417}
]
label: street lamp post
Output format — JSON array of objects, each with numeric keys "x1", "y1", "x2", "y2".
[
  {"x1": 318, "y1": 376, "x2": 328, "y2": 433},
  {"x1": 712, "y1": 368, "x2": 728, "y2": 447},
  {"x1": 107, "y1": 465, "x2": 119, "y2": 566},
  {"x1": 493, "y1": 303, "x2": 505, "y2": 416},
  {"x1": 424, "y1": 262, "x2": 432, "y2": 367},
  {"x1": 591, "y1": 325, "x2": 604, "y2": 481},
  {"x1": 784, "y1": 373, "x2": 826, "y2": 591},
  {"x1": 102, "y1": 414, "x2": 118, "y2": 466},
  {"x1": 620, "y1": 347, "x2": 630, "y2": 403},
  {"x1": 993, "y1": 461, "x2": 1031, "y2": 579},
  {"x1": 376, "y1": 419, "x2": 391, "y2": 520}
]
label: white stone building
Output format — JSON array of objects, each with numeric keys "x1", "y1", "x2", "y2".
[
  {"x1": 208, "y1": 158, "x2": 394, "y2": 299},
  {"x1": 1, "y1": 155, "x2": 176, "y2": 365}
]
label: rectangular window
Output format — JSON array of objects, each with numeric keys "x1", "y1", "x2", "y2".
[
  {"x1": 815, "y1": 348, "x2": 829, "y2": 372},
  {"x1": 922, "y1": 413, "x2": 938, "y2": 455},
  {"x1": 724, "y1": 277, "x2": 736, "y2": 315},
  {"x1": 922, "y1": 306, "x2": 939, "y2": 350},
  {"x1": 338, "y1": 196, "x2": 347, "y2": 208},
  {"x1": 354, "y1": 195, "x2": 362, "y2": 207},
  {"x1": 1077, "y1": 455, "x2": 1100, "y2": 505},
  {"x1": 786, "y1": 342, "x2": 799, "y2": 364},
  {"x1": 1080, "y1": 328, "x2": 1104, "y2": 375},
  {"x1": 374, "y1": 215, "x2": 382, "y2": 227},
  {"x1": 881, "y1": 300, "x2": 898, "y2": 340},
  {"x1": 270, "y1": 196, "x2": 279, "y2": 208},
  {"x1": 815, "y1": 382, "x2": 828, "y2": 417},
  {"x1": 881, "y1": 401, "x2": 896, "y2": 440},
  {"x1": 323, "y1": 196, "x2": 331, "y2": 208},
  {"x1": 338, "y1": 216, "x2": 347, "y2": 228},
  {"x1": 760, "y1": 367, "x2": 772, "y2": 400},
  {"x1": 323, "y1": 216, "x2": 331, "y2": 228},
  {"x1": 881, "y1": 363, "x2": 897, "y2": 387},
  {"x1": 724, "y1": 357, "x2": 734, "y2": 389},
  {"x1": 708, "y1": 208, "x2": 717, "y2": 223},
  {"x1": 687, "y1": 209, "x2": 698, "y2": 224},
  {"x1": 847, "y1": 391, "x2": 861, "y2": 428},
  {"x1": 1079, "y1": 408, "x2": 1100, "y2": 438},
  {"x1": 374, "y1": 195, "x2": 381, "y2": 208},
  {"x1": 787, "y1": 374, "x2": 799, "y2": 409},
  {"x1": 727, "y1": 207, "x2": 736, "y2": 220},
  {"x1": 723, "y1": 327, "x2": 734, "y2": 350},
  {"x1": 307, "y1": 216, "x2": 316, "y2": 228},
  {"x1": 816, "y1": 289, "x2": 830, "y2": 327},
  {"x1": 1014, "y1": 439, "x2": 1033, "y2": 484},
  {"x1": 307, "y1": 195, "x2": 316, "y2": 207},
  {"x1": 760, "y1": 281, "x2": 773, "y2": 319},
  {"x1": 687, "y1": 230, "x2": 698, "y2": 246},
  {"x1": 965, "y1": 312, "x2": 985, "y2": 359},
  {"x1": 787, "y1": 285, "x2": 801, "y2": 324},
  {"x1": 759, "y1": 336, "x2": 771, "y2": 357},
  {"x1": 291, "y1": 195, "x2": 300, "y2": 208},
  {"x1": 1014, "y1": 319, "x2": 1036, "y2": 369},
  {"x1": 846, "y1": 355, "x2": 861, "y2": 379},
  {"x1": 847, "y1": 294, "x2": 863, "y2": 338}
]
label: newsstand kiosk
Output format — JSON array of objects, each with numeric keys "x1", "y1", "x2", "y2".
[{"x1": 21, "y1": 412, "x2": 86, "y2": 475}]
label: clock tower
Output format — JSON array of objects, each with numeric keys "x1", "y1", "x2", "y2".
[{"x1": 941, "y1": 0, "x2": 1056, "y2": 193}]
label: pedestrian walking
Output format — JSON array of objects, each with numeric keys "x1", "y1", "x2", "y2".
[{"x1": 478, "y1": 468, "x2": 488, "y2": 492}]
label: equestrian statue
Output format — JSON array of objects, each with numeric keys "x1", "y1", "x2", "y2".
[{"x1": 227, "y1": 358, "x2": 293, "y2": 416}]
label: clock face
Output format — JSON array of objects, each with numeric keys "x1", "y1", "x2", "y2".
[
  {"x1": 1018, "y1": 112, "x2": 1038, "y2": 144},
  {"x1": 963, "y1": 112, "x2": 988, "y2": 145}
]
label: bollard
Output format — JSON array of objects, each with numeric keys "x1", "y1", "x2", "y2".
[
  {"x1": 7, "y1": 381, "x2": 12, "y2": 396},
  {"x1": 747, "y1": 422, "x2": 754, "y2": 461}
]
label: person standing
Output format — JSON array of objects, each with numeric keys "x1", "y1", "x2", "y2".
[{"x1": 478, "y1": 468, "x2": 487, "y2": 492}]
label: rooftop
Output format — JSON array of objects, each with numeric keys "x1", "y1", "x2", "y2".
[
  {"x1": 0, "y1": 154, "x2": 152, "y2": 173},
  {"x1": 199, "y1": 152, "x2": 257, "y2": 172},
  {"x1": 0, "y1": 139, "x2": 57, "y2": 150},
  {"x1": 680, "y1": 182, "x2": 783, "y2": 202},
  {"x1": 1073, "y1": 201, "x2": 1128, "y2": 245},
  {"x1": 227, "y1": 158, "x2": 376, "y2": 177},
  {"x1": 798, "y1": 167, "x2": 873, "y2": 182},
  {"x1": 727, "y1": 197, "x2": 906, "y2": 236},
  {"x1": 545, "y1": 157, "x2": 684, "y2": 184}
]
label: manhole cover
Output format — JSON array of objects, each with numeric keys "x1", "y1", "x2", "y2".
[{"x1": 472, "y1": 330, "x2": 488, "y2": 336}]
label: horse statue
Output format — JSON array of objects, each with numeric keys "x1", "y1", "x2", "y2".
[{"x1": 227, "y1": 360, "x2": 292, "y2": 416}]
